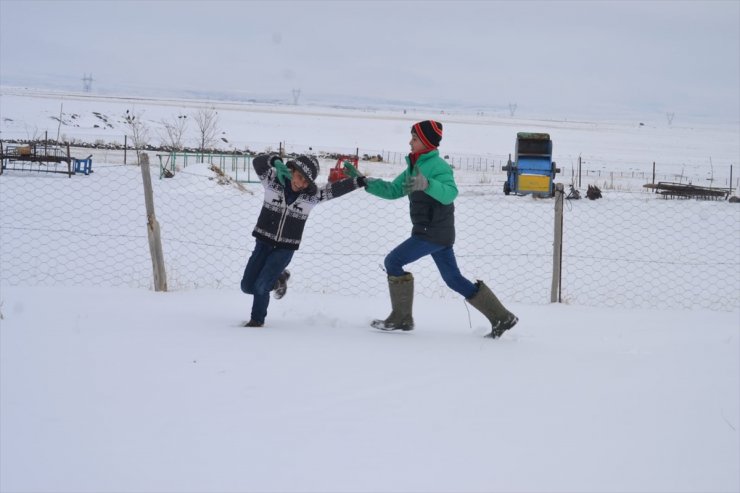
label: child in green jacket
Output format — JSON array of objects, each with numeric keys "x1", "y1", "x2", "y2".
[{"x1": 347, "y1": 120, "x2": 517, "y2": 338}]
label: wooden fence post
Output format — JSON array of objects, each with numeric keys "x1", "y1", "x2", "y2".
[
  {"x1": 140, "y1": 155, "x2": 168, "y2": 291},
  {"x1": 730, "y1": 165, "x2": 733, "y2": 190},
  {"x1": 551, "y1": 183, "x2": 564, "y2": 303}
]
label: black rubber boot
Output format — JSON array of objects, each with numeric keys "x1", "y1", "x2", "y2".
[
  {"x1": 467, "y1": 280, "x2": 518, "y2": 338},
  {"x1": 371, "y1": 273, "x2": 415, "y2": 331}
]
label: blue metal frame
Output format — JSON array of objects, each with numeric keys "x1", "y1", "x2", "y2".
[{"x1": 503, "y1": 132, "x2": 559, "y2": 197}]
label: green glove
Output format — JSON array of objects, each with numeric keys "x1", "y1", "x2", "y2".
[
  {"x1": 343, "y1": 162, "x2": 362, "y2": 178},
  {"x1": 364, "y1": 177, "x2": 381, "y2": 193},
  {"x1": 273, "y1": 159, "x2": 292, "y2": 183}
]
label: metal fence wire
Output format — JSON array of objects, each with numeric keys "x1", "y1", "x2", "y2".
[{"x1": 1, "y1": 158, "x2": 739, "y2": 312}]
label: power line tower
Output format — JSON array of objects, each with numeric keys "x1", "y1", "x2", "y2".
[
  {"x1": 82, "y1": 73, "x2": 93, "y2": 92},
  {"x1": 291, "y1": 89, "x2": 301, "y2": 105}
]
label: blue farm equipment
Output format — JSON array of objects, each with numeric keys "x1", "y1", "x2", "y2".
[{"x1": 502, "y1": 132, "x2": 560, "y2": 197}]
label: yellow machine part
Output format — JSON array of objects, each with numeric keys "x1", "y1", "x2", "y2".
[{"x1": 518, "y1": 174, "x2": 551, "y2": 192}]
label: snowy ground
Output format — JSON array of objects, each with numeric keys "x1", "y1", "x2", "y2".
[
  {"x1": 1, "y1": 88, "x2": 739, "y2": 492},
  {"x1": 1, "y1": 286, "x2": 738, "y2": 493}
]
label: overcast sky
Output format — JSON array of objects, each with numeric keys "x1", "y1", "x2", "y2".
[{"x1": 1, "y1": 0, "x2": 738, "y2": 119}]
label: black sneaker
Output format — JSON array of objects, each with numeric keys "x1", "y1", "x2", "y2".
[
  {"x1": 273, "y1": 269, "x2": 291, "y2": 299},
  {"x1": 370, "y1": 319, "x2": 414, "y2": 331},
  {"x1": 243, "y1": 320, "x2": 264, "y2": 327}
]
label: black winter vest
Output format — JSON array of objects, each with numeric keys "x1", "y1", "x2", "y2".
[{"x1": 408, "y1": 190, "x2": 455, "y2": 246}]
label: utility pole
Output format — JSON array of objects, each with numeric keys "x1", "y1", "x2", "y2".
[{"x1": 82, "y1": 73, "x2": 93, "y2": 92}]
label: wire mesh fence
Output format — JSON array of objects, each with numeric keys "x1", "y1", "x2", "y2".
[
  {"x1": 560, "y1": 194, "x2": 740, "y2": 311},
  {"x1": 1, "y1": 156, "x2": 738, "y2": 312},
  {"x1": 0, "y1": 163, "x2": 152, "y2": 288}
]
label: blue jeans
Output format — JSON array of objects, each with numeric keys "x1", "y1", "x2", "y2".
[
  {"x1": 240, "y1": 240, "x2": 294, "y2": 323},
  {"x1": 384, "y1": 235, "x2": 477, "y2": 299}
]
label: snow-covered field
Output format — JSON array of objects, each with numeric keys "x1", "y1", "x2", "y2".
[
  {"x1": 2, "y1": 86, "x2": 738, "y2": 187},
  {"x1": 1, "y1": 87, "x2": 738, "y2": 492}
]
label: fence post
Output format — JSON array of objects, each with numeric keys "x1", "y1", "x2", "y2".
[
  {"x1": 551, "y1": 183, "x2": 564, "y2": 303},
  {"x1": 140, "y1": 156, "x2": 168, "y2": 292},
  {"x1": 66, "y1": 143, "x2": 72, "y2": 178}
]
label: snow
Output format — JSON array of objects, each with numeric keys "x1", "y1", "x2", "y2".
[
  {"x1": 2, "y1": 287, "x2": 738, "y2": 493},
  {"x1": 1, "y1": 87, "x2": 739, "y2": 492}
]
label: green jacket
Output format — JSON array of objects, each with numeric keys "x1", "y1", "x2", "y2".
[{"x1": 365, "y1": 150, "x2": 458, "y2": 245}]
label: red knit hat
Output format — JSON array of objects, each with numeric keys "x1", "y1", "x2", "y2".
[{"x1": 412, "y1": 120, "x2": 443, "y2": 148}]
